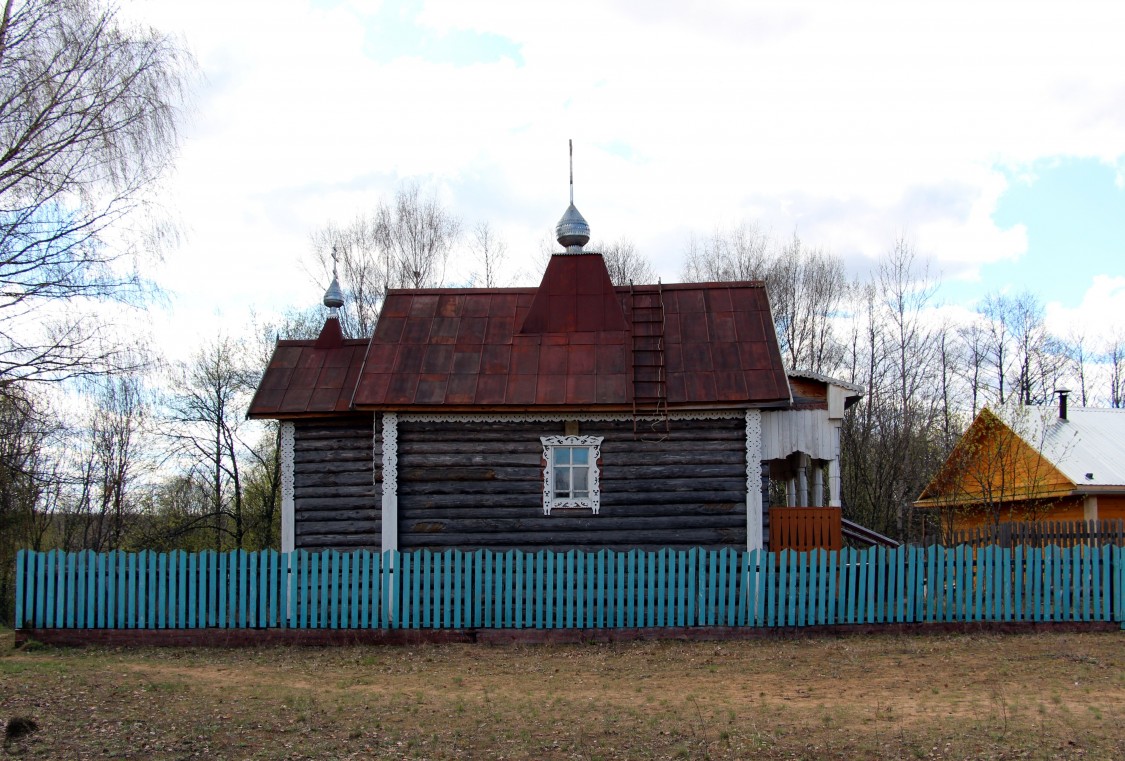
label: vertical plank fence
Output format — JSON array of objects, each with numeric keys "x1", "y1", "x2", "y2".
[
  {"x1": 13, "y1": 545, "x2": 1125, "y2": 631},
  {"x1": 946, "y1": 519, "x2": 1125, "y2": 548}
]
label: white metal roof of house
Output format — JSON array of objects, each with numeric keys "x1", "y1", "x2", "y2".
[{"x1": 997, "y1": 404, "x2": 1125, "y2": 489}]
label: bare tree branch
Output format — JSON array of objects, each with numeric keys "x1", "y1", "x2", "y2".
[
  {"x1": 0, "y1": 0, "x2": 193, "y2": 382},
  {"x1": 590, "y1": 237, "x2": 655, "y2": 286},
  {"x1": 308, "y1": 182, "x2": 460, "y2": 337}
]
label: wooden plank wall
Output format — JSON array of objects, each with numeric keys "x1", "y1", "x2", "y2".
[
  {"x1": 294, "y1": 416, "x2": 381, "y2": 550},
  {"x1": 397, "y1": 417, "x2": 747, "y2": 551},
  {"x1": 759, "y1": 409, "x2": 836, "y2": 461}
]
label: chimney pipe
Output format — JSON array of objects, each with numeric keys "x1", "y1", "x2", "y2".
[{"x1": 1055, "y1": 389, "x2": 1070, "y2": 421}]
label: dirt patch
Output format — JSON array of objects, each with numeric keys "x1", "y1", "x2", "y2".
[{"x1": 2, "y1": 632, "x2": 1122, "y2": 759}]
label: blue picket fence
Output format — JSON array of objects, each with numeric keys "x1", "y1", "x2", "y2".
[{"x1": 14, "y1": 545, "x2": 1125, "y2": 631}]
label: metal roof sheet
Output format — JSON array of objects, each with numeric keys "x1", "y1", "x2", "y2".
[
  {"x1": 247, "y1": 317, "x2": 367, "y2": 418},
  {"x1": 350, "y1": 282, "x2": 788, "y2": 408},
  {"x1": 250, "y1": 253, "x2": 793, "y2": 416},
  {"x1": 998, "y1": 405, "x2": 1125, "y2": 489}
]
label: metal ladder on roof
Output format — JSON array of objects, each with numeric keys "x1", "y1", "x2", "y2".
[{"x1": 630, "y1": 281, "x2": 670, "y2": 441}]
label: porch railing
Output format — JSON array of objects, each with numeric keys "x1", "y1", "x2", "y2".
[{"x1": 769, "y1": 507, "x2": 843, "y2": 552}]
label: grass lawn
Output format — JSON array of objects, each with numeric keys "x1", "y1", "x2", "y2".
[{"x1": 1, "y1": 628, "x2": 1122, "y2": 759}]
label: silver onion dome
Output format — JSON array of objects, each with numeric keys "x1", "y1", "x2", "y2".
[
  {"x1": 323, "y1": 273, "x2": 344, "y2": 312},
  {"x1": 555, "y1": 203, "x2": 590, "y2": 252},
  {"x1": 555, "y1": 139, "x2": 591, "y2": 253}
]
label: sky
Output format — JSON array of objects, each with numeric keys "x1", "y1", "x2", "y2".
[{"x1": 125, "y1": 0, "x2": 1125, "y2": 360}]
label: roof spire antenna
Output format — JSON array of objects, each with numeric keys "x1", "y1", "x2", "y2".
[
  {"x1": 555, "y1": 139, "x2": 590, "y2": 253},
  {"x1": 569, "y1": 138, "x2": 574, "y2": 205},
  {"x1": 323, "y1": 245, "x2": 344, "y2": 317}
]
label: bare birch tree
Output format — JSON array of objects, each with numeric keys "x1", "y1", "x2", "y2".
[
  {"x1": 681, "y1": 224, "x2": 846, "y2": 375},
  {"x1": 838, "y1": 243, "x2": 955, "y2": 541},
  {"x1": 308, "y1": 182, "x2": 461, "y2": 336},
  {"x1": 682, "y1": 222, "x2": 771, "y2": 282},
  {"x1": 769, "y1": 234, "x2": 848, "y2": 374},
  {"x1": 469, "y1": 221, "x2": 508, "y2": 288},
  {"x1": 957, "y1": 317, "x2": 989, "y2": 417},
  {"x1": 163, "y1": 336, "x2": 255, "y2": 550},
  {"x1": 67, "y1": 373, "x2": 149, "y2": 551},
  {"x1": 877, "y1": 238, "x2": 938, "y2": 414},
  {"x1": 309, "y1": 216, "x2": 384, "y2": 338},
  {"x1": 1107, "y1": 333, "x2": 1125, "y2": 409},
  {"x1": 0, "y1": 384, "x2": 60, "y2": 623},
  {"x1": 1062, "y1": 330, "x2": 1091, "y2": 406},
  {"x1": 978, "y1": 293, "x2": 1013, "y2": 405},
  {"x1": 377, "y1": 181, "x2": 460, "y2": 289},
  {"x1": 979, "y1": 291, "x2": 1064, "y2": 406},
  {"x1": 1008, "y1": 292, "x2": 1063, "y2": 405},
  {"x1": 0, "y1": 0, "x2": 192, "y2": 382},
  {"x1": 593, "y1": 237, "x2": 656, "y2": 286}
]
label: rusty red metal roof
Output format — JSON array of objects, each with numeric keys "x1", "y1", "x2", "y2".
[
  {"x1": 247, "y1": 318, "x2": 369, "y2": 418},
  {"x1": 250, "y1": 254, "x2": 792, "y2": 417},
  {"x1": 659, "y1": 281, "x2": 788, "y2": 405},
  {"x1": 520, "y1": 254, "x2": 628, "y2": 333}
]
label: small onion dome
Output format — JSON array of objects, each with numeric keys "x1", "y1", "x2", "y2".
[
  {"x1": 323, "y1": 273, "x2": 344, "y2": 310},
  {"x1": 555, "y1": 203, "x2": 591, "y2": 252}
]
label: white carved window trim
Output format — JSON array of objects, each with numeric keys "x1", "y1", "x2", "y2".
[{"x1": 540, "y1": 435, "x2": 603, "y2": 515}]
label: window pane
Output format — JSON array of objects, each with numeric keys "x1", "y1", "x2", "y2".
[
  {"x1": 556, "y1": 468, "x2": 571, "y2": 495},
  {"x1": 555, "y1": 447, "x2": 571, "y2": 466},
  {"x1": 572, "y1": 447, "x2": 589, "y2": 465},
  {"x1": 573, "y1": 468, "x2": 588, "y2": 496}
]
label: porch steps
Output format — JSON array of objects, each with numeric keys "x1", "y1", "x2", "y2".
[{"x1": 841, "y1": 518, "x2": 900, "y2": 548}]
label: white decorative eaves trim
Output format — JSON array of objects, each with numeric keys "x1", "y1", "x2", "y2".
[
  {"x1": 400, "y1": 411, "x2": 742, "y2": 423},
  {"x1": 541, "y1": 435, "x2": 603, "y2": 515},
  {"x1": 381, "y1": 412, "x2": 398, "y2": 499}
]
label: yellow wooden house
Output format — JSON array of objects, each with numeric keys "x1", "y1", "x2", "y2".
[{"x1": 915, "y1": 400, "x2": 1125, "y2": 532}]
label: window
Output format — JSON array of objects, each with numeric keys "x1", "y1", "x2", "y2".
[{"x1": 540, "y1": 435, "x2": 603, "y2": 515}]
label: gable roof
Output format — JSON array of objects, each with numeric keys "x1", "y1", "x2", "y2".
[
  {"x1": 249, "y1": 253, "x2": 792, "y2": 417},
  {"x1": 349, "y1": 282, "x2": 788, "y2": 409},
  {"x1": 915, "y1": 404, "x2": 1125, "y2": 508},
  {"x1": 247, "y1": 318, "x2": 369, "y2": 418},
  {"x1": 1005, "y1": 405, "x2": 1125, "y2": 489},
  {"x1": 915, "y1": 407, "x2": 1074, "y2": 507}
]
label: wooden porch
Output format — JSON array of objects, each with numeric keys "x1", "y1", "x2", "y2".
[{"x1": 767, "y1": 507, "x2": 899, "y2": 551}]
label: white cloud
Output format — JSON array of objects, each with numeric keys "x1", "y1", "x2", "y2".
[
  {"x1": 1046, "y1": 276, "x2": 1125, "y2": 344},
  {"x1": 117, "y1": 0, "x2": 1125, "y2": 359}
]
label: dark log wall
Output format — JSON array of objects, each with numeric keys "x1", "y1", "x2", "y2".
[
  {"x1": 398, "y1": 417, "x2": 747, "y2": 551},
  {"x1": 293, "y1": 416, "x2": 381, "y2": 550}
]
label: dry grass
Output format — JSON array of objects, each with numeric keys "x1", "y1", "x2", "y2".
[{"x1": 1, "y1": 628, "x2": 1123, "y2": 759}]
